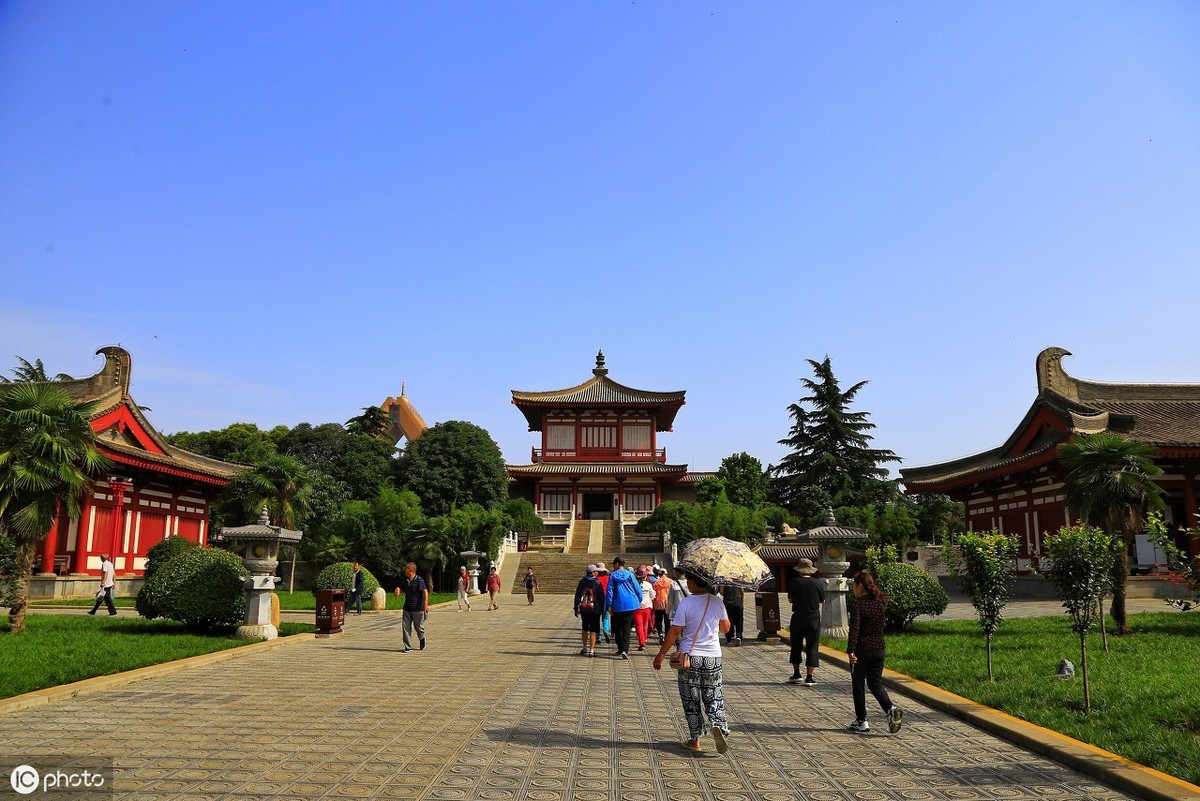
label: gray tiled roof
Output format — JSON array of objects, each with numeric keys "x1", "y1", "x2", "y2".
[
  {"x1": 38, "y1": 346, "x2": 245, "y2": 482},
  {"x1": 512, "y1": 371, "x2": 686, "y2": 431},
  {"x1": 507, "y1": 462, "x2": 688, "y2": 476},
  {"x1": 901, "y1": 347, "x2": 1200, "y2": 491}
]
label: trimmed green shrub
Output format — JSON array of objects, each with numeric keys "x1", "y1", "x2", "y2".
[
  {"x1": 314, "y1": 562, "x2": 379, "y2": 598},
  {"x1": 873, "y1": 562, "x2": 948, "y2": 630},
  {"x1": 140, "y1": 547, "x2": 247, "y2": 631},
  {"x1": 135, "y1": 537, "x2": 200, "y2": 619}
]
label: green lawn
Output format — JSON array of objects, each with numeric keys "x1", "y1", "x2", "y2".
[
  {"x1": 0, "y1": 615, "x2": 314, "y2": 700},
  {"x1": 823, "y1": 612, "x2": 1200, "y2": 785}
]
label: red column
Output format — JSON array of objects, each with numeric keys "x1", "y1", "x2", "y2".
[
  {"x1": 108, "y1": 479, "x2": 133, "y2": 572},
  {"x1": 1185, "y1": 466, "x2": 1199, "y2": 558},
  {"x1": 72, "y1": 493, "x2": 93, "y2": 573},
  {"x1": 38, "y1": 509, "x2": 59, "y2": 575}
]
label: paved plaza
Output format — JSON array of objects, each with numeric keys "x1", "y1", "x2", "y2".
[{"x1": 0, "y1": 596, "x2": 1187, "y2": 800}]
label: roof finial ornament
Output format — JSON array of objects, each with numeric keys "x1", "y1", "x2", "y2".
[
  {"x1": 1036, "y1": 347, "x2": 1079, "y2": 400},
  {"x1": 593, "y1": 349, "x2": 608, "y2": 377},
  {"x1": 824, "y1": 507, "x2": 837, "y2": 527},
  {"x1": 401, "y1": 382, "x2": 406, "y2": 397},
  {"x1": 258, "y1": 506, "x2": 271, "y2": 526}
]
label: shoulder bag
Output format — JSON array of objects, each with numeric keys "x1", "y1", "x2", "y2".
[{"x1": 670, "y1": 593, "x2": 713, "y2": 670}]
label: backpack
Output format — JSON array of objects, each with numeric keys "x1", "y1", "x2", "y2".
[{"x1": 578, "y1": 584, "x2": 595, "y2": 611}]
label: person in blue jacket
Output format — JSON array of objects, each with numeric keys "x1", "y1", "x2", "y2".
[{"x1": 605, "y1": 556, "x2": 641, "y2": 660}]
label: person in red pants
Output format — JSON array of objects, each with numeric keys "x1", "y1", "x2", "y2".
[{"x1": 634, "y1": 565, "x2": 655, "y2": 651}]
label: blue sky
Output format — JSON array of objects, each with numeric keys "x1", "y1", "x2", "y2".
[{"x1": 2, "y1": 2, "x2": 1198, "y2": 475}]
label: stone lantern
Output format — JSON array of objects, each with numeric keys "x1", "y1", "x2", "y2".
[
  {"x1": 801, "y1": 509, "x2": 868, "y2": 638},
  {"x1": 459, "y1": 548, "x2": 485, "y2": 595},
  {"x1": 218, "y1": 507, "x2": 302, "y2": 640}
]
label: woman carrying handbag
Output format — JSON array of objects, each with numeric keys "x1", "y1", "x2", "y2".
[{"x1": 652, "y1": 570, "x2": 731, "y2": 755}]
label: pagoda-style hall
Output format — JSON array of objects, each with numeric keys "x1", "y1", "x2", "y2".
[{"x1": 506, "y1": 352, "x2": 709, "y2": 554}]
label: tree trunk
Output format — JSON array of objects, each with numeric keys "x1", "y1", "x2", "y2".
[
  {"x1": 1111, "y1": 545, "x2": 1130, "y2": 634},
  {"x1": 985, "y1": 633, "x2": 993, "y2": 681},
  {"x1": 1098, "y1": 597, "x2": 1109, "y2": 652},
  {"x1": 7, "y1": 540, "x2": 35, "y2": 634},
  {"x1": 288, "y1": 545, "x2": 297, "y2": 594},
  {"x1": 1079, "y1": 631, "x2": 1091, "y2": 713}
]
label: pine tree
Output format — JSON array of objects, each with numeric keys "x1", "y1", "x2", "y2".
[{"x1": 772, "y1": 356, "x2": 898, "y2": 510}]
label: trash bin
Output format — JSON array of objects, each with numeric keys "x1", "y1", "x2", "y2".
[
  {"x1": 755, "y1": 591, "x2": 781, "y2": 640},
  {"x1": 315, "y1": 588, "x2": 346, "y2": 635}
]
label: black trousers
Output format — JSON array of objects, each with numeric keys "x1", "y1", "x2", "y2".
[
  {"x1": 789, "y1": 615, "x2": 821, "y2": 667},
  {"x1": 610, "y1": 610, "x2": 634, "y2": 654},
  {"x1": 90, "y1": 587, "x2": 116, "y2": 615},
  {"x1": 724, "y1": 604, "x2": 743, "y2": 641},
  {"x1": 851, "y1": 648, "x2": 893, "y2": 721}
]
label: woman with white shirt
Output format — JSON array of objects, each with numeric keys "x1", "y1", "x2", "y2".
[{"x1": 653, "y1": 571, "x2": 732, "y2": 754}]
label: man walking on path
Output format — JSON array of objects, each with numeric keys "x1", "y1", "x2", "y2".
[
  {"x1": 87, "y1": 553, "x2": 117, "y2": 616},
  {"x1": 523, "y1": 566, "x2": 539, "y2": 605},
  {"x1": 605, "y1": 556, "x2": 640, "y2": 659},
  {"x1": 722, "y1": 584, "x2": 744, "y2": 646},
  {"x1": 787, "y1": 558, "x2": 824, "y2": 685},
  {"x1": 348, "y1": 562, "x2": 365, "y2": 615},
  {"x1": 400, "y1": 562, "x2": 429, "y2": 652}
]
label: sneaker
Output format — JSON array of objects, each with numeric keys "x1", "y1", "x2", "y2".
[
  {"x1": 787, "y1": 675, "x2": 803, "y2": 684},
  {"x1": 713, "y1": 727, "x2": 729, "y2": 755},
  {"x1": 848, "y1": 719, "x2": 870, "y2": 733},
  {"x1": 734, "y1": 637, "x2": 742, "y2": 646},
  {"x1": 87, "y1": 610, "x2": 96, "y2": 616},
  {"x1": 419, "y1": 638, "x2": 427, "y2": 650},
  {"x1": 803, "y1": 675, "x2": 816, "y2": 687},
  {"x1": 580, "y1": 647, "x2": 590, "y2": 656},
  {"x1": 620, "y1": 652, "x2": 629, "y2": 660},
  {"x1": 588, "y1": 649, "x2": 596, "y2": 657},
  {"x1": 108, "y1": 612, "x2": 118, "y2": 616},
  {"x1": 888, "y1": 706, "x2": 903, "y2": 734},
  {"x1": 637, "y1": 645, "x2": 645, "y2": 651},
  {"x1": 402, "y1": 647, "x2": 412, "y2": 652}
]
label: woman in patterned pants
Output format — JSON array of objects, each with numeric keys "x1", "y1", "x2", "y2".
[{"x1": 652, "y1": 572, "x2": 732, "y2": 754}]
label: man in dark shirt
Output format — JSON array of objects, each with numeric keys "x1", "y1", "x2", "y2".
[
  {"x1": 348, "y1": 562, "x2": 365, "y2": 615},
  {"x1": 400, "y1": 562, "x2": 429, "y2": 652},
  {"x1": 786, "y1": 558, "x2": 824, "y2": 685}
]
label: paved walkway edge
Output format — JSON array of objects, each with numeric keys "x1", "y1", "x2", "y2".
[
  {"x1": 804, "y1": 639, "x2": 1200, "y2": 801},
  {"x1": 0, "y1": 632, "x2": 316, "y2": 717}
]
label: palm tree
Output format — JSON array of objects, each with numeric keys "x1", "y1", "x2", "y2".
[
  {"x1": 345, "y1": 406, "x2": 391, "y2": 438},
  {"x1": 0, "y1": 383, "x2": 109, "y2": 633},
  {"x1": 239, "y1": 453, "x2": 313, "y2": 530},
  {"x1": 238, "y1": 453, "x2": 314, "y2": 592},
  {"x1": 3, "y1": 356, "x2": 74, "y2": 383},
  {"x1": 1058, "y1": 432, "x2": 1165, "y2": 634}
]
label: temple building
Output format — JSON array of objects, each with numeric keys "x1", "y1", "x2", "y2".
[
  {"x1": 901, "y1": 347, "x2": 1200, "y2": 566},
  {"x1": 32, "y1": 346, "x2": 244, "y2": 581},
  {"x1": 507, "y1": 352, "x2": 710, "y2": 553},
  {"x1": 379, "y1": 385, "x2": 428, "y2": 445}
]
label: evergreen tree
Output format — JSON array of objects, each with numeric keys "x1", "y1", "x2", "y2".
[{"x1": 772, "y1": 356, "x2": 899, "y2": 510}]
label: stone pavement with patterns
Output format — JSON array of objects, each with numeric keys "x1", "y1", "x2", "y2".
[{"x1": 0, "y1": 596, "x2": 1167, "y2": 801}]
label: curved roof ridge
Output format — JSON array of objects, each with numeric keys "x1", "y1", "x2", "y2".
[
  {"x1": 1038, "y1": 346, "x2": 1200, "y2": 402},
  {"x1": 511, "y1": 373, "x2": 685, "y2": 404}
]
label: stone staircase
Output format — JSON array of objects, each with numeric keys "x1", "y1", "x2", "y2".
[
  {"x1": 561, "y1": 519, "x2": 623, "y2": 554},
  {"x1": 510, "y1": 549, "x2": 670, "y2": 594}
]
